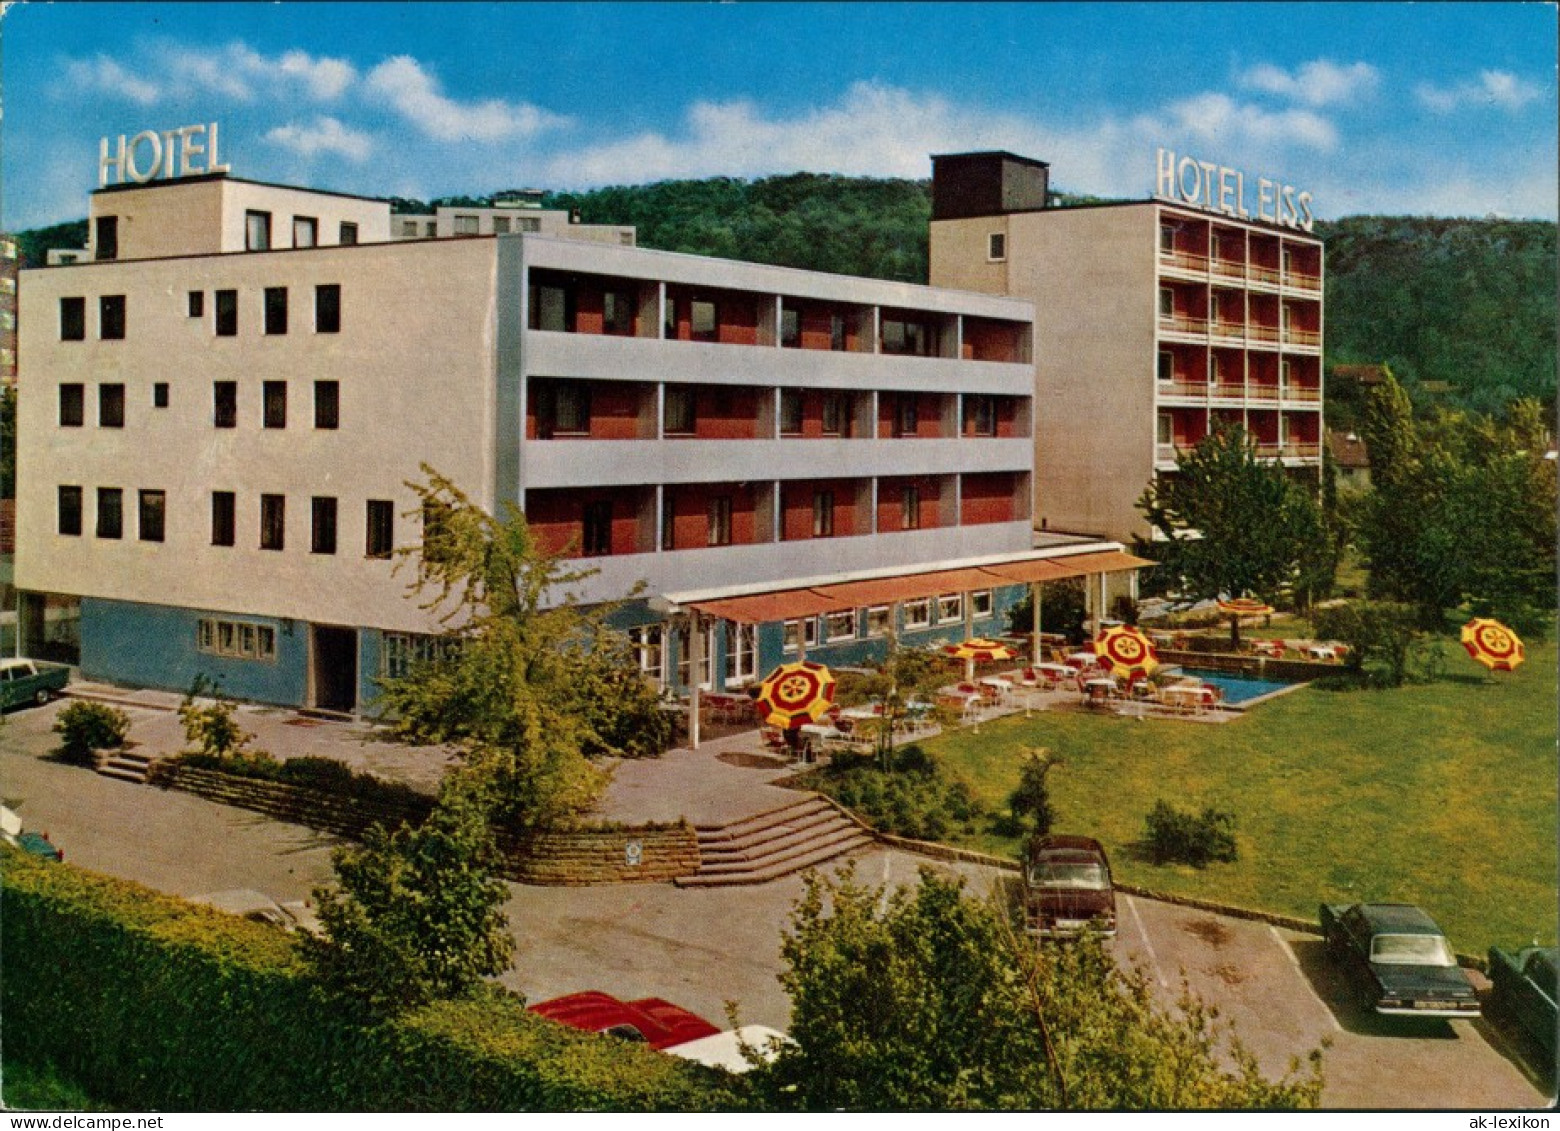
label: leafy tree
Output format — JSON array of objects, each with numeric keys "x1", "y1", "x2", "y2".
[
  {"x1": 1006, "y1": 578, "x2": 1088, "y2": 645},
  {"x1": 1008, "y1": 749, "x2": 1057, "y2": 837},
  {"x1": 309, "y1": 776, "x2": 515, "y2": 1012},
  {"x1": 374, "y1": 467, "x2": 670, "y2": 829},
  {"x1": 1137, "y1": 424, "x2": 1337, "y2": 644},
  {"x1": 1312, "y1": 601, "x2": 1423, "y2": 687},
  {"x1": 748, "y1": 868, "x2": 1322, "y2": 1110}
]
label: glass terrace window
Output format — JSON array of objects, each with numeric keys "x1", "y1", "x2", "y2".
[
  {"x1": 779, "y1": 389, "x2": 803, "y2": 434},
  {"x1": 690, "y1": 300, "x2": 717, "y2": 339},
  {"x1": 812, "y1": 490, "x2": 834, "y2": 537},
  {"x1": 603, "y1": 290, "x2": 635, "y2": 335},
  {"x1": 664, "y1": 386, "x2": 695, "y2": 435},
  {"x1": 894, "y1": 395, "x2": 920, "y2": 437},
  {"x1": 780, "y1": 307, "x2": 800, "y2": 347},
  {"x1": 553, "y1": 383, "x2": 589, "y2": 434},
  {"x1": 966, "y1": 394, "x2": 996, "y2": 436},
  {"x1": 59, "y1": 297, "x2": 86, "y2": 341},
  {"x1": 822, "y1": 392, "x2": 848, "y2": 436},
  {"x1": 708, "y1": 495, "x2": 732, "y2": 546},
  {"x1": 582, "y1": 500, "x2": 613, "y2": 556},
  {"x1": 901, "y1": 484, "x2": 921, "y2": 529},
  {"x1": 245, "y1": 210, "x2": 272, "y2": 252}
]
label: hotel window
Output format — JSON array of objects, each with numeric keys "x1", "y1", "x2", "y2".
[
  {"x1": 725, "y1": 624, "x2": 757, "y2": 686},
  {"x1": 311, "y1": 496, "x2": 337, "y2": 555},
  {"x1": 530, "y1": 284, "x2": 570, "y2": 332},
  {"x1": 971, "y1": 590, "x2": 994, "y2": 620},
  {"x1": 198, "y1": 618, "x2": 276, "y2": 662},
  {"x1": 400, "y1": 220, "x2": 419, "y2": 238},
  {"x1": 211, "y1": 491, "x2": 236, "y2": 547},
  {"x1": 881, "y1": 318, "x2": 927, "y2": 356},
  {"x1": 59, "y1": 297, "x2": 86, "y2": 341},
  {"x1": 783, "y1": 617, "x2": 818, "y2": 654},
  {"x1": 1157, "y1": 413, "x2": 1173, "y2": 447},
  {"x1": 188, "y1": 291, "x2": 205, "y2": 318},
  {"x1": 966, "y1": 394, "x2": 996, "y2": 436},
  {"x1": 1208, "y1": 292, "x2": 1222, "y2": 325},
  {"x1": 1210, "y1": 232, "x2": 1223, "y2": 261},
  {"x1": 690, "y1": 300, "x2": 717, "y2": 339},
  {"x1": 366, "y1": 500, "x2": 394, "y2": 559},
  {"x1": 245, "y1": 210, "x2": 272, "y2": 252},
  {"x1": 603, "y1": 290, "x2": 635, "y2": 335},
  {"x1": 260, "y1": 494, "x2": 285, "y2": 551},
  {"x1": 263, "y1": 381, "x2": 287, "y2": 429},
  {"x1": 779, "y1": 389, "x2": 803, "y2": 434},
  {"x1": 491, "y1": 216, "x2": 510, "y2": 234},
  {"x1": 830, "y1": 313, "x2": 847, "y2": 352},
  {"x1": 339, "y1": 222, "x2": 358, "y2": 245},
  {"x1": 664, "y1": 386, "x2": 695, "y2": 435},
  {"x1": 865, "y1": 605, "x2": 892, "y2": 638},
  {"x1": 151, "y1": 382, "x2": 168, "y2": 409},
  {"x1": 99, "y1": 384, "x2": 125, "y2": 428},
  {"x1": 780, "y1": 307, "x2": 800, "y2": 347},
  {"x1": 424, "y1": 221, "x2": 437, "y2": 237},
  {"x1": 812, "y1": 490, "x2": 834, "y2": 537},
  {"x1": 937, "y1": 593, "x2": 963, "y2": 624},
  {"x1": 454, "y1": 215, "x2": 480, "y2": 236},
  {"x1": 59, "y1": 384, "x2": 85, "y2": 427},
  {"x1": 1281, "y1": 359, "x2": 1294, "y2": 390},
  {"x1": 314, "y1": 381, "x2": 339, "y2": 429},
  {"x1": 96, "y1": 487, "x2": 123, "y2": 540},
  {"x1": 630, "y1": 625, "x2": 665, "y2": 684},
  {"x1": 822, "y1": 392, "x2": 847, "y2": 436},
  {"x1": 988, "y1": 232, "x2": 1006, "y2": 261},
  {"x1": 94, "y1": 215, "x2": 119, "y2": 261},
  {"x1": 1157, "y1": 351, "x2": 1174, "y2": 383},
  {"x1": 903, "y1": 598, "x2": 931, "y2": 631},
  {"x1": 293, "y1": 217, "x2": 317, "y2": 248},
  {"x1": 213, "y1": 382, "x2": 238, "y2": 428},
  {"x1": 1158, "y1": 288, "x2": 1174, "y2": 319},
  {"x1": 216, "y1": 290, "x2": 238, "y2": 336},
  {"x1": 542, "y1": 381, "x2": 589, "y2": 435},
  {"x1": 708, "y1": 495, "x2": 732, "y2": 547},
  {"x1": 824, "y1": 609, "x2": 857, "y2": 643},
  {"x1": 315, "y1": 284, "x2": 341, "y2": 333},
  {"x1": 100, "y1": 295, "x2": 126, "y2": 340},
  {"x1": 660, "y1": 495, "x2": 676, "y2": 551},
  {"x1": 901, "y1": 484, "x2": 921, "y2": 530},
  {"x1": 57, "y1": 486, "x2": 83, "y2": 536},
  {"x1": 893, "y1": 394, "x2": 919, "y2": 437},
  {"x1": 138, "y1": 490, "x2": 165, "y2": 543},
  {"x1": 675, "y1": 622, "x2": 715, "y2": 690},
  {"x1": 582, "y1": 500, "x2": 613, "y2": 556},
  {"x1": 522, "y1": 217, "x2": 543, "y2": 233},
  {"x1": 263, "y1": 288, "x2": 288, "y2": 335},
  {"x1": 1159, "y1": 224, "x2": 1175, "y2": 253}
]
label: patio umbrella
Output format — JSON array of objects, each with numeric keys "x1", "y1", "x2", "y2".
[
  {"x1": 945, "y1": 637, "x2": 1018, "y2": 681},
  {"x1": 1461, "y1": 618, "x2": 1525, "y2": 673},
  {"x1": 1094, "y1": 624, "x2": 1159, "y2": 682},
  {"x1": 1216, "y1": 596, "x2": 1274, "y2": 649},
  {"x1": 755, "y1": 660, "x2": 837, "y2": 729}
]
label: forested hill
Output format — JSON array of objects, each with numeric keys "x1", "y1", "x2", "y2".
[{"x1": 16, "y1": 174, "x2": 1555, "y2": 414}]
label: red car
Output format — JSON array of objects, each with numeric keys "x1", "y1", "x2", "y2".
[{"x1": 527, "y1": 991, "x2": 721, "y2": 1050}]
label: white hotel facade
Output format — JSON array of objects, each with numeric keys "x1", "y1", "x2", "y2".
[{"x1": 18, "y1": 168, "x2": 1145, "y2": 714}]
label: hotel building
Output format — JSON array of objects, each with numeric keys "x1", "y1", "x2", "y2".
[
  {"x1": 929, "y1": 152, "x2": 1325, "y2": 543},
  {"x1": 18, "y1": 168, "x2": 1145, "y2": 716}
]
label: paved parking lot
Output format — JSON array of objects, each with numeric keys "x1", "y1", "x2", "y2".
[{"x1": 3, "y1": 696, "x2": 1551, "y2": 1109}]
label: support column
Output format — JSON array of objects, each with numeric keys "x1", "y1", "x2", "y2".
[
  {"x1": 1031, "y1": 580, "x2": 1043, "y2": 667},
  {"x1": 688, "y1": 611, "x2": 702, "y2": 750}
]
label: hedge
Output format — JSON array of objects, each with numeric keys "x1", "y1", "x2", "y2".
[{"x1": 0, "y1": 850, "x2": 737, "y2": 1111}]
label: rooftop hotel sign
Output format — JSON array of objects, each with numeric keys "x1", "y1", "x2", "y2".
[
  {"x1": 1155, "y1": 148, "x2": 1314, "y2": 233},
  {"x1": 99, "y1": 122, "x2": 231, "y2": 188}
]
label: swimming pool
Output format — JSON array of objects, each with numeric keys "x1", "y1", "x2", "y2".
[{"x1": 1176, "y1": 667, "x2": 1302, "y2": 706}]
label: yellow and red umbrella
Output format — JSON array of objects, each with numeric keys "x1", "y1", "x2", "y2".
[
  {"x1": 945, "y1": 637, "x2": 1018, "y2": 681},
  {"x1": 1094, "y1": 624, "x2": 1159, "y2": 682},
  {"x1": 1461, "y1": 618, "x2": 1525, "y2": 673},
  {"x1": 755, "y1": 660, "x2": 837, "y2": 729}
]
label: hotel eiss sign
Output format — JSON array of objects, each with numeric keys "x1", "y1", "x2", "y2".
[
  {"x1": 98, "y1": 122, "x2": 231, "y2": 187},
  {"x1": 1154, "y1": 148, "x2": 1315, "y2": 233}
]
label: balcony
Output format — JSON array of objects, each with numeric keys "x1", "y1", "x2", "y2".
[
  {"x1": 1158, "y1": 314, "x2": 1208, "y2": 340},
  {"x1": 1157, "y1": 380, "x2": 1208, "y2": 401},
  {"x1": 1247, "y1": 323, "x2": 1281, "y2": 346},
  {"x1": 1209, "y1": 320, "x2": 1247, "y2": 344},
  {"x1": 1210, "y1": 383, "x2": 1246, "y2": 401},
  {"x1": 1282, "y1": 269, "x2": 1322, "y2": 294},
  {"x1": 1281, "y1": 385, "x2": 1323, "y2": 404},
  {"x1": 1248, "y1": 264, "x2": 1282, "y2": 289},
  {"x1": 1158, "y1": 248, "x2": 1209, "y2": 276},
  {"x1": 1284, "y1": 441, "x2": 1322, "y2": 459},
  {"x1": 1210, "y1": 257, "x2": 1247, "y2": 281},
  {"x1": 1281, "y1": 327, "x2": 1322, "y2": 350},
  {"x1": 1246, "y1": 383, "x2": 1280, "y2": 403}
]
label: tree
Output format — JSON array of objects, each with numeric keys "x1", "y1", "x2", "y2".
[
  {"x1": 309, "y1": 776, "x2": 515, "y2": 1012},
  {"x1": 747, "y1": 867, "x2": 1323, "y2": 1110},
  {"x1": 1137, "y1": 424, "x2": 1336, "y2": 644},
  {"x1": 1007, "y1": 749, "x2": 1057, "y2": 837},
  {"x1": 374, "y1": 467, "x2": 670, "y2": 830},
  {"x1": 1312, "y1": 601, "x2": 1424, "y2": 687}
]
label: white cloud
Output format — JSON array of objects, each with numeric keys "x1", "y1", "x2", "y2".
[
  {"x1": 1239, "y1": 60, "x2": 1380, "y2": 107},
  {"x1": 364, "y1": 56, "x2": 567, "y2": 142},
  {"x1": 1417, "y1": 70, "x2": 1546, "y2": 113},
  {"x1": 277, "y1": 50, "x2": 357, "y2": 101},
  {"x1": 265, "y1": 116, "x2": 373, "y2": 162},
  {"x1": 1156, "y1": 92, "x2": 1338, "y2": 150},
  {"x1": 62, "y1": 55, "x2": 162, "y2": 105}
]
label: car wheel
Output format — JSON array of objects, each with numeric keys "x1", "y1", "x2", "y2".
[{"x1": 34, "y1": 688, "x2": 51, "y2": 706}]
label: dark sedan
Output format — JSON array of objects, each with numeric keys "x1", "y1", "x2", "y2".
[
  {"x1": 1025, "y1": 834, "x2": 1117, "y2": 938},
  {"x1": 1487, "y1": 944, "x2": 1557, "y2": 1062},
  {"x1": 1320, "y1": 902, "x2": 1480, "y2": 1018}
]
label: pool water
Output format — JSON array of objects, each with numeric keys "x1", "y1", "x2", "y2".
[{"x1": 1177, "y1": 667, "x2": 1299, "y2": 706}]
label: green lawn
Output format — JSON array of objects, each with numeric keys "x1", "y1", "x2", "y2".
[{"x1": 922, "y1": 633, "x2": 1558, "y2": 959}]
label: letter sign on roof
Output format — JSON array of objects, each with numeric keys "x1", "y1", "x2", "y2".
[
  {"x1": 1154, "y1": 147, "x2": 1314, "y2": 233},
  {"x1": 99, "y1": 122, "x2": 232, "y2": 188}
]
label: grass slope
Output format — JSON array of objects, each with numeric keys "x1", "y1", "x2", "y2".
[{"x1": 924, "y1": 635, "x2": 1557, "y2": 957}]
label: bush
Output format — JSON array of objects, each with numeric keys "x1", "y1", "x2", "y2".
[
  {"x1": 52, "y1": 702, "x2": 130, "y2": 765},
  {"x1": 178, "y1": 692, "x2": 255, "y2": 758},
  {"x1": 1144, "y1": 800, "x2": 1238, "y2": 867},
  {"x1": 812, "y1": 747, "x2": 985, "y2": 841},
  {"x1": 1007, "y1": 750, "x2": 1057, "y2": 837}
]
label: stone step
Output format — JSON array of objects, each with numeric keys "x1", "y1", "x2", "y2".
[
  {"x1": 696, "y1": 805, "x2": 847, "y2": 855},
  {"x1": 697, "y1": 813, "x2": 860, "y2": 866},
  {"x1": 675, "y1": 832, "x2": 874, "y2": 888},
  {"x1": 694, "y1": 795, "x2": 833, "y2": 842},
  {"x1": 97, "y1": 763, "x2": 152, "y2": 784},
  {"x1": 693, "y1": 821, "x2": 866, "y2": 876}
]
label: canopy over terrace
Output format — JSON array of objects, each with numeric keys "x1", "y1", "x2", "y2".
[{"x1": 658, "y1": 543, "x2": 1152, "y2": 746}]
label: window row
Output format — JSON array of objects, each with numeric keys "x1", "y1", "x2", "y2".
[
  {"x1": 242, "y1": 211, "x2": 359, "y2": 252},
  {"x1": 197, "y1": 617, "x2": 278, "y2": 662},
  {"x1": 781, "y1": 591, "x2": 996, "y2": 652},
  {"x1": 627, "y1": 622, "x2": 759, "y2": 690},
  {"x1": 58, "y1": 285, "x2": 340, "y2": 341},
  {"x1": 57, "y1": 488, "x2": 396, "y2": 557},
  {"x1": 59, "y1": 380, "x2": 340, "y2": 430}
]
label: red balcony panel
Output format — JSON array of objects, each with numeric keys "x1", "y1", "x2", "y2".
[
  {"x1": 526, "y1": 380, "x2": 650, "y2": 440},
  {"x1": 877, "y1": 475, "x2": 944, "y2": 533},
  {"x1": 524, "y1": 488, "x2": 647, "y2": 558},
  {"x1": 693, "y1": 387, "x2": 763, "y2": 439},
  {"x1": 667, "y1": 289, "x2": 762, "y2": 345},
  {"x1": 961, "y1": 318, "x2": 1025, "y2": 363},
  {"x1": 780, "y1": 478, "x2": 860, "y2": 541},
  {"x1": 877, "y1": 393, "x2": 945, "y2": 439},
  {"x1": 961, "y1": 472, "x2": 1020, "y2": 526},
  {"x1": 664, "y1": 482, "x2": 760, "y2": 550}
]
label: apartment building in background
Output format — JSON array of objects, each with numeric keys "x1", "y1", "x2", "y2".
[
  {"x1": 19, "y1": 167, "x2": 1146, "y2": 714},
  {"x1": 929, "y1": 151, "x2": 1325, "y2": 543},
  {"x1": 390, "y1": 190, "x2": 636, "y2": 246}
]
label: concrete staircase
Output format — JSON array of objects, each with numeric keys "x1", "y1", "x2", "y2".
[
  {"x1": 676, "y1": 795, "x2": 873, "y2": 887},
  {"x1": 95, "y1": 746, "x2": 159, "y2": 784}
]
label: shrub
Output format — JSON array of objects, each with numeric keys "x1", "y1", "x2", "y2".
[
  {"x1": 1144, "y1": 800, "x2": 1238, "y2": 867},
  {"x1": 178, "y1": 688, "x2": 255, "y2": 758},
  {"x1": 52, "y1": 702, "x2": 130, "y2": 765},
  {"x1": 812, "y1": 747, "x2": 985, "y2": 841},
  {"x1": 1007, "y1": 749, "x2": 1057, "y2": 837}
]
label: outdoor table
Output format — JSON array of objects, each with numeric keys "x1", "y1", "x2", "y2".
[
  {"x1": 1162, "y1": 684, "x2": 1214, "y2": 712},
  {"x1": 1032, "y1": 662, "x2": 1072, "y2": 684},
  {"x1": 1083, "y1": 678, "x2": 1116, "y2": 706},
  {"x1": 1064, "y1": 652, "x2": 1098, "y2": 669}
]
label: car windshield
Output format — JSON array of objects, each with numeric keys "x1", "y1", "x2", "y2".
[
  {"x1": 1029, "y1": 861, "x2": 1108, "y2": 890},
  {"x1": 1371, "y1": 933, "x2": 1455, "y2": 966}
]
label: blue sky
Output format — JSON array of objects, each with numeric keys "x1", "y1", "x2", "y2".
[{"x1": 3, "y1": 1, "x2": 1555, "y2": 231}]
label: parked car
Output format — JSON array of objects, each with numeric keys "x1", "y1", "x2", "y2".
[
  {"x1": 188, "y1": 889, "x2": 322, "y2": 935},
  {"x1": 527, "y1": 991, "x2": 720, "y2": 1050},
  {"x1": 1319, "y1": 902, "x2": 1480, "y2": 1018},
  {"x1": 663, "y1": 1025, "x2": 793, "y2": 1074},
  {"x1": 1487, "y1": 944, "x2": 1557, "y2": 1062},
  {"x1": 1024, "y1": 834, "x2": 1117, "y2": 938},
  {"x1": 0, "y1": 805, "x2": 63, "y2": 861},
  {"x1": 0, "y1": 657, "x2": 70, "y2": 711}
]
